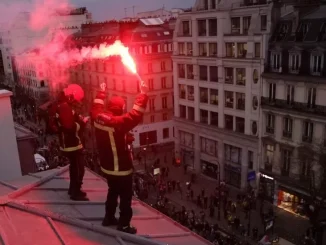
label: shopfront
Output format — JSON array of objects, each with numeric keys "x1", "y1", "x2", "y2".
[
  {"x1": 277, "y1": 186, "x2": 309, "y2": 217},
  {"x1": 224, "y1": 165, "x2": 241, "y2": 188},
  {"x1": 201, "y1": 160, "x2": 219, "y2": 180},
  {"x1": 259, "y1": 174, "x2": 275, "y2": 203}
]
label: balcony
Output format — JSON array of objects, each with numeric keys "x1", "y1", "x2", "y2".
[
  {"x1": 266, "y1": 126, "x2": 274, "y2": 134},
  {"x1": 282, "y1": 130, "x2": 292, "y2": 139},
  {"x1": 302, "y1": 135, "x2": 313, "y2": 143},
  {"x1": 261, "y1": 97, "x2": 326, "y2": 117}
]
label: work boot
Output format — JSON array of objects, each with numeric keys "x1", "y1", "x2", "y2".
[
  {"x1": 117, "y1": 225, "x2": 137, "y2": 234},
  {"x1": 102, "y1": 217, "x2": 118, "y2": 227},
  {"x1": 68, "y1": 189, "x2": 87, "y2": 197}
]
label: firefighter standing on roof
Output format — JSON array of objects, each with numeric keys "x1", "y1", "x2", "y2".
[
  {"x1": 55, "y1": 84, "x2": 90, "y2": 201},
  {"x1": 92, "y1": 80, "x2": 148, "y2": 234}
]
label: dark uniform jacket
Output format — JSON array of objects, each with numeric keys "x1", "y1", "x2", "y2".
[
  {"x1": 55, "y1": 97, "x2": 86, "y2": 152},
  {"x1": 94, "y1": 93, "x2": 148, "y2": 176}
]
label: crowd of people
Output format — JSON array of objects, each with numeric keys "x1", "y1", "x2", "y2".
[{"x1": 132, "y1": 167, "x2": 272, "y2": 245}]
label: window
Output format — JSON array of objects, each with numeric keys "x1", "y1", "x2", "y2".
[
  {"x1": 199, "y1": 65, "x2": 208, "y2": 81},
  {"x1": 311, "y1": 54, "x2": 323, "y2": 75},
  {"x1": 266, "y1": 114, "x2": 275, "y2": 134},
  {"x1": 162, "y1": 113, "x2": 168, "y2": 121},
  {"x1": 261, "y1": 15, "x2": 267, "y2": 31},
  {"x1": 236, "y1": 68, "x2": 246, "y2": 85},
  {"x1": 307, "y1": 87, "x2": 316, "y2": 108},
  {"x1": 243, "y1": 16, "x2": 251, "y2": 34},
  {"x1": 231, "y1": 17, "x2": 240, "y2": 34},
  {"x1": 187, "y1": 86, "x2": 194, "y2": 101},
  {"x1": 210, "y1": 112, "x2": 218, "y2": 127},
  {"x1": 209, "y1": 43, "x2": 217, "y2": 57},
  {"x1": 248, "y1": 151, "x2": 254, "y2": 170},
  {"x1": 289, "y1": 53, "x2": 300, "y2": 73},
  {"x1": 179, "y1": 131, "x2": 194, "y2": 148},
  {"x1": 187, "y1": 64, "x2": 194, "y2": 79},
  {"x1": 281, "y1": 149, "x2": 291, "y2": 176},
  {"x1": 139, "y1": 130, "x2": 157, "y2": 146},
  {"x1": 269, "y1": 83, "x2": 276, "y2": 101},
  {"x1": 182, "y1": 21, "x2": 190, "y2": 36},
  {"x1": 179, "y1": 84, "x2": 186, "y2": 99},
  {"x1": 198, "y1": 43, "x2": 207, "y2": 56},
  {"x1": 211, "y1": 0, "x2": 216, "y2": 9},
  {"x1": 225, "y1": 67, "x2": 233, "y2": 84},
  {"x1": 178, "y1": 64, "x2": 185, "y2": 78},
  {"x1": 254, "y1": 43, "x2": 261, "y2": 58},
  {"x1": 237, "y1": 43, "x2": 247, "y2": 58},
  {"x1": 265, "y1": 144, "x2": 274, "y2": 170},
  {"x1": 201, "y1": 137, "x2": 218, "y2": 157},
  {"x1": 225, "y1": 144, "x2": 241, "y2": 164},
  {"x1": 186, "y1": 42, "x2": 193, "y2": 56},
  {"x1": 225, "y1": 115, "x2": 233, "y2": 130},
  {"x1": 178, "y1": 42, "x2": 185, "y2": 55},
  {"x1": 207, "y1": 19, "x2": 217, "y2": 36},
  {"x1": 148, "y1": 63, "x2": 153, "y2": 73},
  {"x1": 303, "y1": 121, "x2": 314, "y2": 143},
  {"x1": 236, "y1": 117, "x2": 245, "y2": 133},
  {"x1": 150, "y1": 115, "x2": 155, "y2": 123},
  {"x1": 161, "y1": 61, "x2": 166, "y2": 71},
  {"x1": 200, "y1": 87, "x2": 208, "y2": 103},
  {"x1": 162, "y1": 97, "x2": 167, "y2": 109},
  {"x1": 209, "y1": 66, "x2": 218, "y2": 82},
  {"x1": 188, "y1": 107, "x2": 195, "y2": 121},
  {"x1": 180, "y1": 105, "x2": 186, "y2": 118},
  {"x1": 286, "y1": 85, "x2": 294, "y2": 105},
  {"x1": 301, "y1": 158, "x2": 311, "y2": 180},
  {"x1": 225, "y1": 91, "x2": 234, "y2": 108},
  {"x1": 200, "y1": 110, "x2": 208, "y2": 124},
  {"x1": 149, "y1": 98, "x2": 155, "y2": 111},
  {"x1": 198, "y1": 20, "x2": 207, "y2": 36},
  {"x1": 161, "y1": 77, "x2": 166, "y2": 88},
  {"x1": 209, "y1": 89, "x2": 218, "y2": 105},
  {"x1": 163, "y1": 128, "x2": 169, "y2": 139},
  {"x1": 283, "y1": 117, "x2": 293, "y2": 139},
  {"x1": 148, "y1": 79, "x2": 154, "y2": 90},
  {"x1": 225, "y1": 43, "x2": 235, "y2": 57},
  {"x1": 271, "y1": 52, "x2": 281, "y2": 71},
  {"x1": 236, "y1": 92, "x2": 245, "y2": 110}
]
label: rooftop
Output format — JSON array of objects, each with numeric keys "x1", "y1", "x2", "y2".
[{"x1": 0, "y1": 167, "x2": 212, "y2": 245}]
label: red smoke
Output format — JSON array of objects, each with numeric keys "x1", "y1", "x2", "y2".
[{"x1": 8, "y1": 0, "x2": 137, "y2": 93}]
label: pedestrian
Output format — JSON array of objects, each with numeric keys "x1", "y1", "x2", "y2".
[
  {"x1": 49, "y1": 84, "x2": 89, "y2": 201},
  {"x1": 93, "y1": 81, "x2": 148, "y2": 234}
]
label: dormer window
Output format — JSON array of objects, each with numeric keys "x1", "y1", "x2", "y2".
[
  {"x1": 271, "y1": 51, "x2": 282, "y2": 72},
  {"x1": 289, "y1": 52, "x2": 301, "y2": 74},
  {"x1": 310, "y1": 52, "x2": 324, "y2": 76}
]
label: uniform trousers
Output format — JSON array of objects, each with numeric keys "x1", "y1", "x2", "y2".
[
  {"x1": 63, "y1": 149, "x2": 85, "y2": 195},
  {"x1": 105, "y1": 174, "x2": 133, "y2": 227}
]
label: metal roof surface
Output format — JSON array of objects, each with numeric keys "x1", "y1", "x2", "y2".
[{"x1": 0, "y1": 167, "x2": 212, "y2": 245}]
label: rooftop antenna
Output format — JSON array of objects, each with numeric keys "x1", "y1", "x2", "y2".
[{"x1": 124, "y1": 8, "x2": 127, "y2": 17}]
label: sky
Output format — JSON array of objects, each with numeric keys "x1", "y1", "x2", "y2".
[
  {"x1": 72, "y1": 0, "x2": 196, "y2": 20},
  {"x1": 0, "y1": 0, "x2": 196, "y2": 23}
]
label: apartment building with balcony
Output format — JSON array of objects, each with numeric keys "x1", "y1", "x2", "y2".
[
  {"x1": 260, "y1": 3, "x2": 326, "y2": 217},
  {"x1": 67, "y1": 19, "x2": 175, "y2": 148},
  {"x1": 172, "y1": 0, "x2": 275, "y2": 189}
]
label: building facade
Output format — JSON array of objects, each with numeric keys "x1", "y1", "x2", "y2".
[
  {"x1": 260, "y1": 3, "x2": 326, "y2": 218},
  {"x1": 67, "y1": 19, "x2": 175, "y2": 148},
  {"x1": 172, "y1": 0, "x2": 275, "y2": 189}
]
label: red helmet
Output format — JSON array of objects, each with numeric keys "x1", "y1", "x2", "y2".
[{"x1": 64, "y1": 84, "x2": 84, "y2": 102}]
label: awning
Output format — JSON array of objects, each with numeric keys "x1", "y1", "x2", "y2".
[{"x1": 39, "y1": 100, "x2": 53, "y2": 110}]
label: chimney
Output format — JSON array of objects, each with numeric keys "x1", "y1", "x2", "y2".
[{"x1": 0, "y1": 90, "x2": 22, "y2": 181}]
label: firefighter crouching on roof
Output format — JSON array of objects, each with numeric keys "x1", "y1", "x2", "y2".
[
  {"x1": 92, "y1": 81, "x2": 148, "y2": 234},
  {"x1": 55, "y1": 84, "x2": 90, "y2": 201}
]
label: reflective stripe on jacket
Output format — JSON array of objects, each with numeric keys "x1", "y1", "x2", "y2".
[{"x1": 94, "y1": 93, "x2": 148, "y2": 176}]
